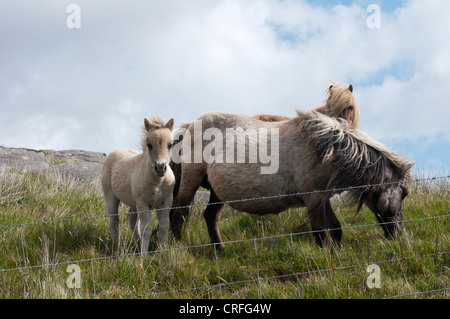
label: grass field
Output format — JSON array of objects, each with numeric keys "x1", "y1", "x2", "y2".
[{"x1": 0, "y1": 168, "x2": 448, "y2": 299}]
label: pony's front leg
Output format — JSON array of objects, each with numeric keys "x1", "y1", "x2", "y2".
[
  {"x1": 157, "y1": 196, "x2": 172, "y2": 247},
  {"x1": 105, "y1": 195, "x2": 121, "y2": 249},
  {"x1": 127, "y1": 206, "x2": 139, "y2": 243},
  {"x1": 324, "y1": 199, "x2": 342, "y2": 246},
  {"x1": 136, "y1": 203, "x2": 152, "y2": 254},
  {"x1": 305, "y1": 197, "x2": 341, "y2": 247}
]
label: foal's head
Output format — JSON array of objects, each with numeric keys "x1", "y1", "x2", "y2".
[
  {"x1": 142, "y1": 116, "x2": 174, "y2": 177},
  {"x1": 325, "y1": 81, "x2": 360, "y2": 129}
]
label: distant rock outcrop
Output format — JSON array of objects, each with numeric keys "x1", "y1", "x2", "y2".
[
  {"x1": 0, "y1": 146, "x2": 106, "y2": 183},
  {"x1": 0, "y1": 146, "x2": 210, "y2": 204}
]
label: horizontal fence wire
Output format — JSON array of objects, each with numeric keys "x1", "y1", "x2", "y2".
[
  {"x1": 1, "y1": 231, "x2": 448, "y2": 299},
  {"x1": 0, "y1": 213, "x2": 448, "y2": 274},
  {"x1": 1, "y1": 174, "x2": 449, "y2": 231},
  {"x1": 132, "y1": 250, "x2": 450, "y2": 299},
  {"x1": 0, "y1": 174, "x2": 449, "y2": 299}
]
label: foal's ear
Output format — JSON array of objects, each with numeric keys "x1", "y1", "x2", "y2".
[
  {"x1": 348, "y1": 84, "x2": 353, "y2": 93},
  {"x1": 165, "y1": 118, "x2": 175, "y2": 131},
  {"x1": 144, "y1": 118, "x2": 152, "y2": 132}
]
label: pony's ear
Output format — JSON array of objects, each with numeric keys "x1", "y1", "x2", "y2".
[
  {"x1": 144, "y1": 118, "x2": 152, "y2": 132},
  {"x1": 165, "y1": 118, "x2": 175, "y2": 131},
  {"x1": 327, "y1": 85, "x2": 334, "y2": 96},
  {"x1": 348, "y1": 84, "x2": 353, "y2": 93},
  {"x1": 401, "y1": 162, "x2": 415, "y2": 176}
]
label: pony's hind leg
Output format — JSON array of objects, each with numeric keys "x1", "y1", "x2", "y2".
[
  {"x1": 170, "y1": 165, "x2": 206, "y2": 240},
  {"x1": 203, "y1": 189, "x2": 225, "y2": 251}
]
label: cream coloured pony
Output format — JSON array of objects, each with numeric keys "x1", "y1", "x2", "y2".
[
  {"x1": 101, "y1": 116, "x2": 175, "y2": 253},
  {"x1": 254, "y1": 81, "x2": 360, "y2": 129}
]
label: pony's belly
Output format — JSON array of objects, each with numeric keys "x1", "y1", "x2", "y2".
[
  {"x1": 110, "y1": 172, "x2": 135, "y2": 206},
  {"x1": 113, "y1": 188, "x2": 136, "y2": 208},
  {"x1": 228, "y1": 197, "x2": 304, "y2": 215},
  {"x1": 207, "y1": 162, "x2": 304, "y2": 214}
]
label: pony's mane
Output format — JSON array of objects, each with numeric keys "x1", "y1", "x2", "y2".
[
  {"x1": 140, "y1": 116, "x2": 168, "y2": 149},
  {"x1": 144, "y1": 116, "x2": 166, "y2": 131},
  {"x1": 324, "y1": 80, "x2": 360, "y2": 129},
  {"x1": 296, "y1": 110, "x2": 413, "y2": 194}
]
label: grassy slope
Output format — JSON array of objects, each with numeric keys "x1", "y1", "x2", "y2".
[{"x1": 0, "y1": 169, "x2": 448, "y2": 299}]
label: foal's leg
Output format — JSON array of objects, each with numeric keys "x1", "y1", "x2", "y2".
[
  {"x1": 204, "y1": 189, "x2": 225, "y2": 251},
  {"x1": 157, "y1": 195, "x2": 172, "y2": 247},
  {"x1": 105, "y1": 193, "x2": 121, "y2": 247},
  {"x1": 136, "y1": 202, "x2": 152, "y2": 254},
  {"x1": 127, "y1": 206, "x2": 139, "y2": 243}
]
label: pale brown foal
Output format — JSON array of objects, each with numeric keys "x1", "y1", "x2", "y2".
[{"x1": 102, "y1": 116, "x2": 175, "y2": 254}]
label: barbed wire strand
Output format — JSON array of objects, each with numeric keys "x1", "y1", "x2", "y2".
[
  {"x1": 129, "y1": 251, "x2": 449, "y2": 299},
  {"x1": 1, "y1": 214, "x2": 448, "y2": 274},
  {"x1": 1, "y1": 174, "x2": 449, "y2": 231},
  {"x1": 385, "y1": 287, "x2": 450, "y2": 299}
]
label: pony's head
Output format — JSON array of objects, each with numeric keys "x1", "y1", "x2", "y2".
[
  {"x1": 141, "y1": 116, "x2": 174, "y2": 177},
  {"x1": 299, "y1": 111, "x2": 414, "y2": 240},
  {"x1": 356, "y1": 164, "x2": 413, "y2": 239},
  {"x1": 324, "y1": 81, "x2": 360, "y2": 129}
]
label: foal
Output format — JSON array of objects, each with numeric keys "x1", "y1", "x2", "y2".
[{"x1": 101, "y1": 117, "x2": 175, "y2": 253}]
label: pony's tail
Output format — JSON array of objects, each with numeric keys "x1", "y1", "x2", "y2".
[
  {"x1": 350, "y1": 195, "x2": 365, "y2": 223},
  {"x1": 170, "y1": 122, "x2": 190, "y2": 199}
]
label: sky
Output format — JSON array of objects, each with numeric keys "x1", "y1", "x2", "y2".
[{"x1": 1, "y1": 0, "x2": 449, "y2": 175}]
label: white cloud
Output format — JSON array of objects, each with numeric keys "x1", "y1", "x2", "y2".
[
  {"x1": 0, "y1": 0, "x2": 449, "y2": 173},
  {"x1": 355, "y1": 0, "x2": 450, "y2": 144}
]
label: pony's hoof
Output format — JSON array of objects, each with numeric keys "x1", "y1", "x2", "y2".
[
  {"x1": 293, "y1": 221, "x2": 309, "y2": 233},
  {"x1": 213, "y1": 243, "x2": 226, "y2": 252}
]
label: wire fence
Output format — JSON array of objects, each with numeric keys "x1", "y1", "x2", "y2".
[
  {"x1": 0, "y1": 175, "x2": 449, "y2": 299},
  {"x1": 1, "y1": 174, "x2": 449, "y2": 231}
]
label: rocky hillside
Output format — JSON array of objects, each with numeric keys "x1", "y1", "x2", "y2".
[
  {"x1": 0, "y1": 146, "x2": 210, "y2": 203},
  {"x1": 0, "y1": 146, "x2": 106, "y2": 183}
]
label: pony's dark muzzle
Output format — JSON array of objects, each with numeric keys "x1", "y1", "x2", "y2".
[
  {"x1": 154, "y1": 162, "x2": 167, "y2": 177},
  {"x1": 382, "y1": 219, "x2": 405, "y2": 239}
]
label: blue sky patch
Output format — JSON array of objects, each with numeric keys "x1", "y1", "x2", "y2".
[
  {"x1": 359, "y1": 59, "x2": 418, "y2": 86},
  {"x1": 306, "y1": 0, "x2": 408, "y2": 13},
  {"x1": 391, "y1": 135, "x2": 450, "y2": 176}
]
